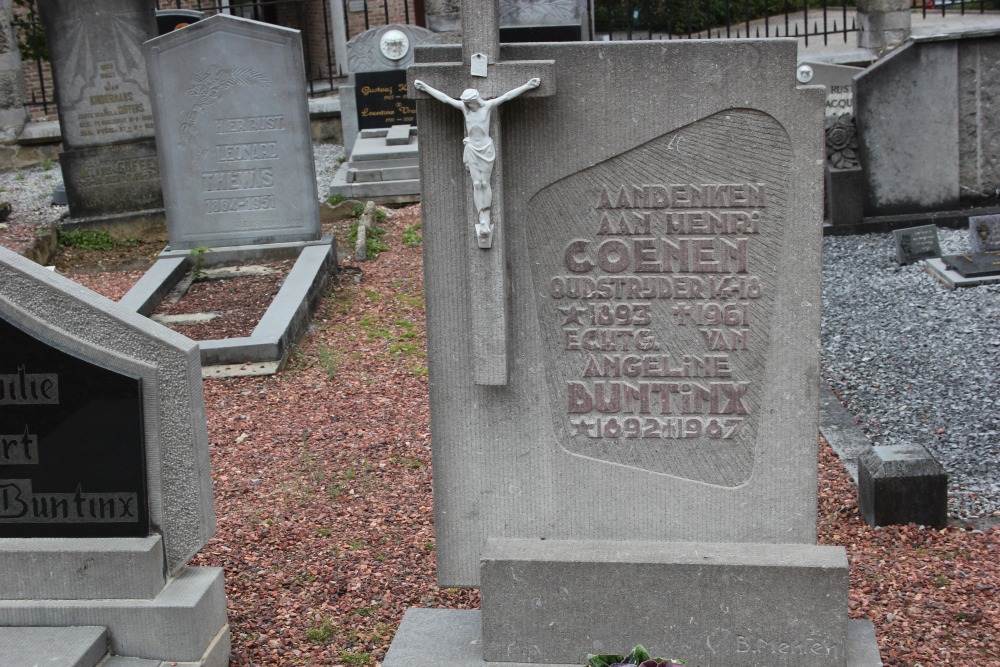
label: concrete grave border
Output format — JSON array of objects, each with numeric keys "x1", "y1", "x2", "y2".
[{"x1": 120, "y1": 240, "x2": 337, "y2": 369}]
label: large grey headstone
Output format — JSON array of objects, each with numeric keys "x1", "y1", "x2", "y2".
[
  {"x1": 0, "y1": 246, "x2": 228, "y2": 664},
  {"x1": 387, "y1": 36, "x2": 882, "y2": 667},
  {"x1": 855, "y1": 30, "x2": 1000, "y2": 217},
  {"x1": 145, "y1": 14, "x2": 321, "y2": 250},
  {"x1": 37, "y1": 0, "x2": 163, "y2": 223}
]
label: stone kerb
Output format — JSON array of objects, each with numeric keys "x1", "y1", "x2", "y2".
[
  {"x1": 0, "y1": 245, "x2": 214, "y2": 574},
  {"x1": 144, "y1": 14, "x2": 321, "y2": 251}
]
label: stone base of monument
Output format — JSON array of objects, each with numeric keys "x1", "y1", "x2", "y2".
[
  {"x1": 384, "y1": 539, "x2": 883, "y2": 667},
  {"x1": 328, "y1": 125, "x2": 421, "y2": 205},
  {"x1": 858, "y1": 445, "x2": 948, "y2": 529},
  {"x1": 120, "y1": 238, "x2": 337, "y2": 368},
  {"x1": 0, "y1": 537, "x2": 229, "y2": 666},
  {"x1": 924, "y1": 257, "x2": 1000, "y2": 289}
]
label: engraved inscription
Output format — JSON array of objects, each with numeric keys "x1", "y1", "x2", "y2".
[
  {"x1": 76, "y1": 62, "x2": 155, "y2": 141},
  {"x1": 0, "y1": 480, "x2": 138, "y2": 524},
  {"x1": 735, "y1": 633, "x2": 842, "y2": 659},
  {"x1": 527, "y1": 110, "x2": 792, "y2": 484},
  {"x1": 0, "y1": 368, "x2": 58, "y2": 405},
  {"x1": 1, "y1": 428, "x2": 38, "y2": 464}
]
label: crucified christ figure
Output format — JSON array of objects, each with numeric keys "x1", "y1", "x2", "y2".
[{"x1": 413, "y1": 77, "x2": 541, "y2": 247}]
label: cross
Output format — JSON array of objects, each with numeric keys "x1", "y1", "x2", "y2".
[{"x1": 408, "y1": 0, "x2": 555, "y2": 386}]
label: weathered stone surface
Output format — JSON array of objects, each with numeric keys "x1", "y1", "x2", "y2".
[
  {"x1": 145, "y1": 14, "x2": 321, "y2": 250},
  {"x1": 858, "y1": 445, "x2": 948, "y2": 528},
  {"x1": 58, "y1": 140, "x2": 162, "y2": 219},
  {"x1": 959, "y1": 38, "x2": 1000, "y2": 204},
  {"x1": 413, "y1": 39, "x2": 824, "y2": 587},
  {"x1": 481, "y1": 538, "x2": 849, "y2": 667}
]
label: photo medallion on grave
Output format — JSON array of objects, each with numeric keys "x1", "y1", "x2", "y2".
[
  {"x1": 527, "y1": 109, "x2": 791, "y2": 487},
  {"x1": 0, "y1": 314, "x2": 148, "y2": 538}
]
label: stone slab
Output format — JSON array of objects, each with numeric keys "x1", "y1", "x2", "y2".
[
  {"x1": 0, "y1": 536, "x2": 164, "y2": 600},
  {"x1": 827, "y1": 166, "x2": 864, "y2": 227},
  {"x1": 819, "y1": 383, "x2": 872, "y2": 483},
  {"x1": 0, "y1": 566, "x2": 227, "y2": 663},
  {"x1": 145, "y1": 14, "x2": 321, "y2": 250},
  {"x1": 16, "y1": 120, "x2": 61, "y2": 144},
  {"x1": 0, "y1": 246, "x2": 214, "y2": 575},
  {"x1": 350, "y1": 135, "x2": 420, "y2": 161},
  {"x1": 892, "y1": 224, "x2": 942, "y2": 264},
  {"x1": 0, "y1": 626, "x2": 108, "y2": 667},
  {"x1": 37, "y1": 0, "x2": 157, "y2": 150},
  {"x1": 412, "y1": 40, "x2": 824, "y2": 586},
  {"x1": 58, "y1": 140, "x2": 163, "y2": 220},
  {"x1": 481, "y1": 538, "x2": 848, "y2": 666},
  {"x1": 382, "y1": 609, "x2": 883, "y2": 667},
  {"x1": 924, "y1": 257, "x2": 1000, "y2": 289},
  {"x1": 941, "y1": 251, "x2": 1000, "y2": 277},
  {"x1": 855, "y1": 39, "x2": 960, "y2": 216},
  {"x1": 858, "y1": 444, "x2": 948, "y2": 529}
]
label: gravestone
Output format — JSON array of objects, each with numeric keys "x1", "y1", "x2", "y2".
[
  {"x1": 0, "y1": 245, "x2": 229, "y2": 665},
  {"x1": 37, "y1": 0, "x2": 164, "y2": 235},
  {"x1": 339, "y1": 24, "x2": 440, "y2": 154},
  {"x1": 893, "y1": 224, "x2": 941, "y2": 264},
  {"x1": 796, "y1": 62, "x2": 862, "y2": 118},
  {"x1": 968, "y1": 214, "x2": 1000, "y2": 254},
  {"x1": 383, "y1": 3, "x2": 882, "y2": 665},
  {"x1": 145, "y1": 14, "x2": 321, "y2": 250},
  {"x1": 855, "y1": 29, "x2": 1000, "y2": 218},
  {"x1": 132, "y1": 14, "x2": 336, "y2": 368}
]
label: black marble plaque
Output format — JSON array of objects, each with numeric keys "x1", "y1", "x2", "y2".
[
  {"x1": 0, "y1": 314, "x2": 148, "y2": 537},
  {"x1": 942, "y1": 252, "x2": 1000, "y2": 278},
  {"x1": 893, "y1": 224, "x2": 942, "y2": 265},
  {"x1": 354, "y1": 70, "x2": 415, "y2": 131}
]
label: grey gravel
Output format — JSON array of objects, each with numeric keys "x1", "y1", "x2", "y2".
[{"x1": 823, "y1": 227, "x2": 1000, "y2": 522}]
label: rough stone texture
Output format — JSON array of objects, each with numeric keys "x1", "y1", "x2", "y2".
[
  {"x1": 36, "y1": 0, "x2": 163, "y2": 224},
  {"x1": 0, "y1": 537, "x2": 165, "y2": 600},
  {"x1": 383, "y1": 610, "x2": 883, "y2": 667},
  {"x1": 958, "y1": 38, "x2": 1000, "y2": 205},
  {"x1": 0, "y1": 246, "x2": 215, "y2": 574},
  {"x1": 858, "y1": 445, "x2": 948, "y2": 529},
  {"x1": 856, "y1": 32, "x2": 1000, "y2": 219},
  {"x1": 411, "y1": 39, "x2": 824, "y2": 586},
  {"x1": 968, "y1": 213, "x2": 1000, "y2": 253},
  {"x1": 0, "y1": 626, "x2": 108, "y2": 667},
  {"x1": 855, "y1": 41, "x2": 959, "y2": 216},
  {"x1": 0, "y1": 566, "x2": 227, "y2": 663},
  {"x1": 0, "y1": 2, "x2": 32, "y2": 140},
  {"x1": 481, "y1": 538, "x2": 849, "y2": 666},
  {"x1": 144, "y1": 14, "x2": 321, "y2": 250}
]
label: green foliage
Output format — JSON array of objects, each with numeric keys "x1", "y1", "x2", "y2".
[
  {"x1": 326, "y1": 194, "x2": 347, "y2": 206},
  {"x1": 305, "y1": 618, "x2": 336, "y2": 644},
  {"x1": 40, "y1": 158, "x2": 53, "y2": 171},
  {"x1": 349, "y1": 220, "x2": 389, "y2": 259},
  {"x1": 58, "y1": 228, "x2": 115, "y2": 251},
  {"x1": 402, "y1": 221, "x2": 422, "y2": 247},
  {"x1": 188, "y1": 245, "x2": 212, "y2": 281},
  {"x1": 11, "y1": 0, "x2": 48, "y2": 62},
  {"x1": 338, "y1": 650, "x2": 372, "y2": 666},
  {"x1": 588, "y1": 645, "x2": 685, "y2": 667}
]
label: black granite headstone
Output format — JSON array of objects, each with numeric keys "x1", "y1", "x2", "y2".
[
  {"x1": 892, "y1": 224, "x2": 942, "y2": 265},
  {"x1": 942, "y1": 251, "x2": 1000, "y2": 278},
  {"x1": 0, "y1": 314, "x2": 148, "y2": 538},
  {"x1": 354, "y1": 70, "x2": 415, "y2": 131}
]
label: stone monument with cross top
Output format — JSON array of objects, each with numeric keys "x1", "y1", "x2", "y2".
[
  {"x1": 408, "y1": 0, "x2": 555, "y2": 387},
  {"x1": 389, "y1": 2, "x2": 884, "y2": 664}
]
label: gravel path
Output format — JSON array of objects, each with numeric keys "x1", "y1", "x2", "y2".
[{"x1": 822, "y1": 229, "x2": 1000, "y2": 523}]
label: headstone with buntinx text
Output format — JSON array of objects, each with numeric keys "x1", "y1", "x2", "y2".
[
  {"x1": 0, "y1": 246, "x2": 229, "y2": 665},
  {"x1": 381, "y1": 2, "x2": 882, "y2": 665}
]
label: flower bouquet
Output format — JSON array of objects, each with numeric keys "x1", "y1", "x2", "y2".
[{"x1": 586, "y1": 644, "x2": 685, "y2": 667}]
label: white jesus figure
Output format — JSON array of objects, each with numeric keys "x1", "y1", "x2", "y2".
[{"x1": 413, "y1": 77, "x2": 541, "y2": 247}]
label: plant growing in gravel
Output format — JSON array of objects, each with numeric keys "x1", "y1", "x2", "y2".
[
  {"x1": 587, "y1": 645, "x2": 685, "y2": 667},
  {"x1": 188, "y1": 245, "x2": 212, "y2": 281},
  {"x1": 326, "y1": 194, "x2": 347, "y2": 206},
  {"x1": 41, "y1": 158, "x2": 53, "y2": 171},
  {"x1": 305, "y1": 618, "x2": 336, "y2": 644},
  {"x1": 348, "y1": 220, "x2": 388, "y2": 258},
  {"x1": 402, "y1": 221, "x2": 422, "y2": 247}
]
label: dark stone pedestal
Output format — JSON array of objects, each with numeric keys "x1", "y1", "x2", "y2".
[
  {"x1": 826, "y1": 165, "x2": 864, "y2": 226},
  {"x1": 858, "y1": 444, "x2": 948, "y2": 528}
]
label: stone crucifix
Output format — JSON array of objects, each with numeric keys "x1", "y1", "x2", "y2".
[{"x1": 408, "y1": 0, "x2": 554, "y2": 386}]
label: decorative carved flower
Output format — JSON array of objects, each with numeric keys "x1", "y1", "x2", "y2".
[{"x1": 825, "y1": 113, "x2": 860, "y2": 170}]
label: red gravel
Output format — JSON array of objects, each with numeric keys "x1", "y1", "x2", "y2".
[{"x1": 6, "y1": 205, "x2": 999, "y2": 666}]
